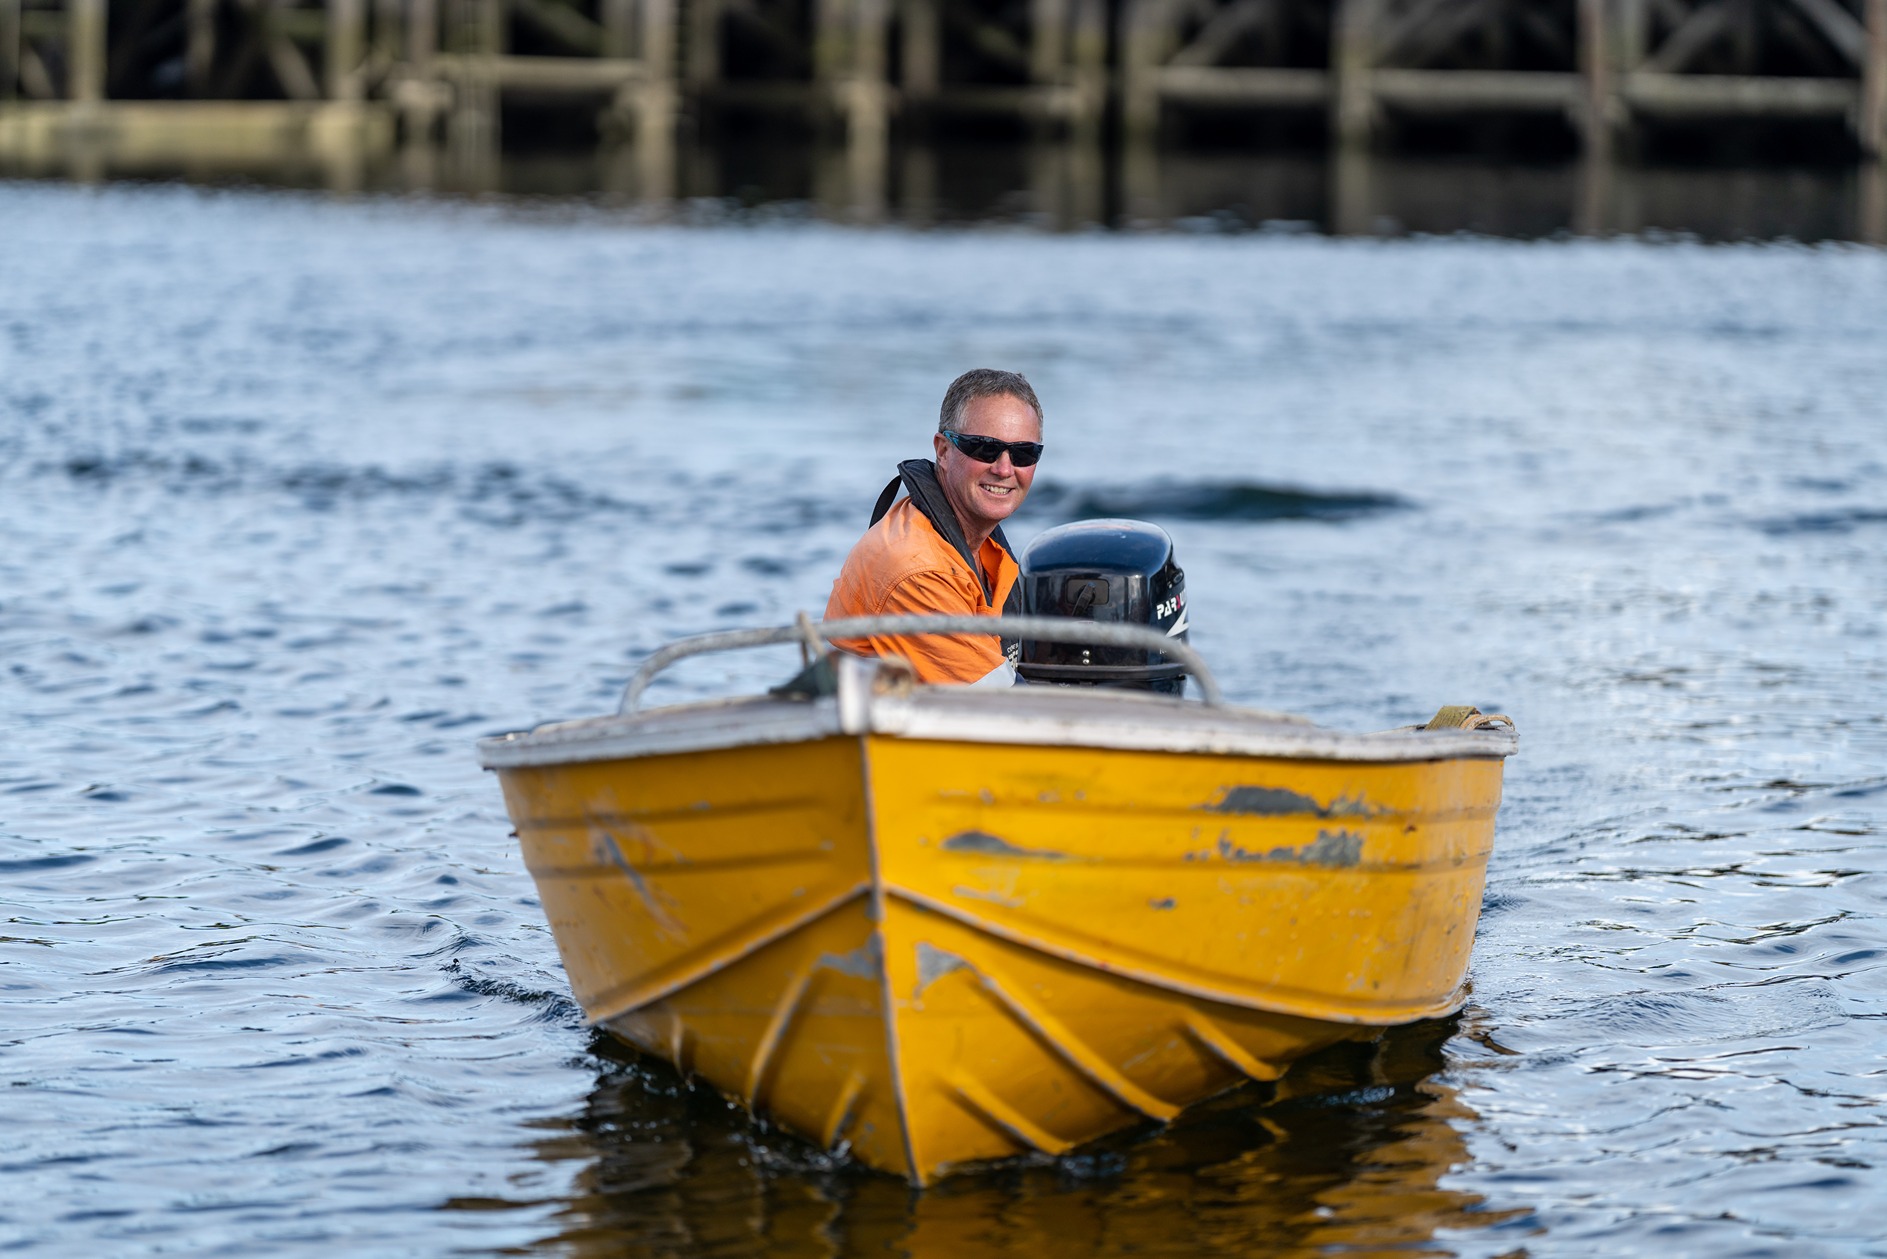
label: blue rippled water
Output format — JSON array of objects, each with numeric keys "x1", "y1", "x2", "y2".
[{"x1": 2, "y1": 182, "x2": 1884, "y2": 1256}]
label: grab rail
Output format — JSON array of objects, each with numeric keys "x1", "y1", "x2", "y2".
[{"x1": 620, "y1": 614, "x2": 1222, "y2": 712}]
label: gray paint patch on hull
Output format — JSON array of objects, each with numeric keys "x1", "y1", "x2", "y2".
[
  {"x1": 1215, "y1": 827, "x2": 1366, "y2": 867},
  {"x1": 1300, "y1": 828, "x2": 1365, "y2": 866},
  {"x1": 941, "y1": 830, "x2": 1067, "y2": 860},
  {"x1": 914, "y1": 941, "x2": 971, "y2": 996},
  {"x1": 817, "y1": 937, "x2": 882, "y2": 980},
  {"x1": 1208, "y1": 786, "x2": 1325, "y2": 816},
  {"x1": 1207, "y1": 786, "x2": 1383, "y2": 818}
]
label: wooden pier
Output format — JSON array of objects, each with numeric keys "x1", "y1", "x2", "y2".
[
  {"x1": 1127, "y1": 0, "x2": 1887, "y2": 154},
  {"x1": 3, "y1": 0, "x2": 1885, "y2": 196}
]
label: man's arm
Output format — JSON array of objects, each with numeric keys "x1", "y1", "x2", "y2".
[{"x1": 845, "y1": 570, "x2": 1007, "y2": 685}]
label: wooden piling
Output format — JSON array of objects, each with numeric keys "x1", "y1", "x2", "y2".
[
  {"x1": 813, "y1": 0, "x2": 848, "y2": 95},
  {"x1": 1579, "y1": 0, "x2": 1621, "y2": 210},
  {"x1": 685, "y1": 0, "x2": 718, "y2": 90},
  {"x1": 1862, "y1": 156, "x2": 1886, "y2": 242},
  {"x1": 328, "y1": 0, "x2": 366, "y2": 102},
  {"x1": 807, "y1": 0, "x2": 889, "y2": 151},
  {"x1": 409, "y1": 0, "x2": 438, "y2": 71},
  {"x1": 1331, "y1": 0, "x2": 1380, "y2": 150},
  {"x1": 855, "y1": 0, "x2": 888, "y2": 96},
  {"x1": 184, "y1": 0, "x2": 215, "y2": 97},
  {"x1": 314, "y1": 0, "x2": 369, "y2": 186},
  {"x1": 845, "y1": 107, "x2": 887, "y2": 218},
  {"x1": 1578, "y1": 0, "x2": 1614, "y2": 160},
  {"x1": 1120, "y1": 129, "x2": 1160, "y2": 218},
  {"x1": 900, "y1": 144, "x2": 936, "y2": 223},
  {"x1": 401, "y1": 0, "x2": 440, "y2": 143},
  {"x1": 1329, "y1": 141, "x2": 1372, "y2": 232},
  {"x1": 639, "y1": 0, "x2": 679, "y2": 189},
  {"x1": 1865, "y1": 0, "x2": 1887, "y2": 157},
  {"x1": 848, "y1": 0, "x2": 891, "y2": 180},
  {"x1": 444, "y1": 0, "x2": 502, "y2": 158},
  {"x1": 1036, "y1": 131, "x2": 1100, "y2": 223},
  {"x1": 1032, "y1": 0, "x2": 1069, "y2": 90},
  {"x1": 1576, "y1": 144, "x2": 1612, "y2": 235},
  {"x1": 900, "y1": 0, "x2": 940, "y2": 107},
  {"x1": 1069, "y1": 0, "x2": 1105, "y2": 144},
  {"x1": 1610, "y1": 0, "x2": 1646, "y2": 159},
  {"x1": 1120, "y1": 0, "x2": 1166, "y2": 141},
  {"x1": 374, "y1": 0, "x2": 404, "y2": 66},
  {"x1": 69, "y1": 0, "x2": 106, "y2": 103},
  {"x1": 643, "y1": 0, "x2": 678, "y2": 94}
]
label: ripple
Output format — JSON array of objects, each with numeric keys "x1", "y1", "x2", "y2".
[
  {"x1": 148, "y1": 951, "x2": 299, "y2": 976},
  {"x1": 0, "y1": 853, "x2": 96, "y2": 874},
  {"x1": 1756, "y1": 508, "x2": 1887, "y2": 536},
  {"x1": 275, "y1": 837, "x2": 351, "y2": 856},
  {"x1": 50, "y1": 452, "x2": 645, "y2": 527},
  {"x1": 1033, "y1": 480, "x2": 1410, "y2": 523}
]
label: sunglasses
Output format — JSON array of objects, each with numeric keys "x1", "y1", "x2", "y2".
[{"x1": 941, "y1": 430, "x2": 1045, "y2": 468}]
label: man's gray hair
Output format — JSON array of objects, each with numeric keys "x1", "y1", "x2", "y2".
[{"x1": 938, "y1": 369, "x2": 1043, "y2": 433}]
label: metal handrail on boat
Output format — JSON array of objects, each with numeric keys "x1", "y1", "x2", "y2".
[{"x1": 620, "y1": 614, "x2": 1224, "y2": 712}]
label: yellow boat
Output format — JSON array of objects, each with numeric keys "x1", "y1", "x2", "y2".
[{"x1": 478, "y1": 615, "x2": 1516, "y2": 1185}]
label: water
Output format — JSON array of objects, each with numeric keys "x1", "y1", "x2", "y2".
[{"x1": 2, "y1": 180, "x2": 1884, "y2": 1256}]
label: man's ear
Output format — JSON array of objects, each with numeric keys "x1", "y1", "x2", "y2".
[{"x1": 933, "y1": 431, "x2": 949, "y2": 462}]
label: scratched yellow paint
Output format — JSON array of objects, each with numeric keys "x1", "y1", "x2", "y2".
[
  {"x1": 496, "y1": 736, "x2": 873, "y2": 1023},
  {"x1": 493, "y1": 730, "x2": 1505, "y2": 1183},
  {"x1": 870, "y1": 738, "x2": 1504, "y2": 1024}
]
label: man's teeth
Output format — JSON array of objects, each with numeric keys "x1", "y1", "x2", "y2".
[{"x1": 982, "y1": 485, "x2": 1014, "y2": 495}]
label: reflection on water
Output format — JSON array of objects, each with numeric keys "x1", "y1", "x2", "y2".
[
  {"x1": 507, "y1": 1018, "x2": 1517, "y2": 1258},
  {"x1": 4, "y1": 127, "x2": 1883, "y2": 242}
]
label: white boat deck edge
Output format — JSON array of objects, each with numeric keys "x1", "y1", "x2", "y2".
[{"x1": 478, "y1": 660, "x2": 1518, "y2": 769}]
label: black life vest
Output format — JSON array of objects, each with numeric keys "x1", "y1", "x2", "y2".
[{"x1": 870, "y1": 459, "x2": 1023, "y2": 659}]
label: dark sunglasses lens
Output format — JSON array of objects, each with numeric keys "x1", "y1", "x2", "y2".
[
  {"x1": 951, "y1": 433, "x2": 1005, "y2": 462},
  {"x1": 952, "y1": 433, "x2": 1043, "y2": 467}
]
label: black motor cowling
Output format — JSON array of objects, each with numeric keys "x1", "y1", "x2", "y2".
[{"x1": 1016, "y1": 519, "x2": 1189, "y2": 694}]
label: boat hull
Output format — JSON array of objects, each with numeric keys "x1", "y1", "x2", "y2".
[{"x1": 491, "y1": 698, "x2": 1506, "y2": 1183}]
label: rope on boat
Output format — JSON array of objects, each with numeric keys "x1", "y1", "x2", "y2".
[
  {"x1": 621, "y1": 614, "x2": 1226, "y2": 712},
  {"x1": 1422, "y1": 705, "x2": 1515, "y2": 732}
]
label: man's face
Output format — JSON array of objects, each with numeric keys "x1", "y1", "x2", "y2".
[{"x1": 933, "y1": 392, "x2": 1042, "y2": 541}]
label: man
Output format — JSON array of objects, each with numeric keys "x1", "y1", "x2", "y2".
[{"x1": 824, "y1": 368, "x2": 1044, "y2": 684}]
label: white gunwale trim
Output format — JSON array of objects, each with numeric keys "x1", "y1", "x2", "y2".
[
  {"x1": 481, "y1": 694, "x2": 849, "y2": 769},
  {"x1": 478, "y1": 677, "x2": 1516, "y2": 770}
]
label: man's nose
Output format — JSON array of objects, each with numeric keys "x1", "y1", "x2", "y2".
[{"x1": 990, "y1": 452, "x2": 1016, "y2": 477}]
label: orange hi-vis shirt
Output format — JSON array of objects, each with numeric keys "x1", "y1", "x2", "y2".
[{"x1": 824, "y1": 496, "x2": 1021, "y2": 684}]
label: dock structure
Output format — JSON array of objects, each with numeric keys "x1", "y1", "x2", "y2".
[
  {"x1": 677, "y1": 0, "x2": 1107, "y2": 142},
  {"x1": 2, "y1": 0, "x2": 1885, "y2": 192},
  {"x1": 0, "y1": 0, "x2": 396, "y2": 179},
  {"x1": 408, "y1": 0, "x2": 678, "y2": 192},
  {"x1": 1124, "y1": 0, "x2": 1887, "y2": 156},
  {"x1": 0, "y1": 0, "x2": 679, "y2": 186}
]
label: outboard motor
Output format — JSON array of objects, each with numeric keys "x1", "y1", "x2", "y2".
[{"x1": 1017, "y1": 519, "x2": 1190, "y2": 694}]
